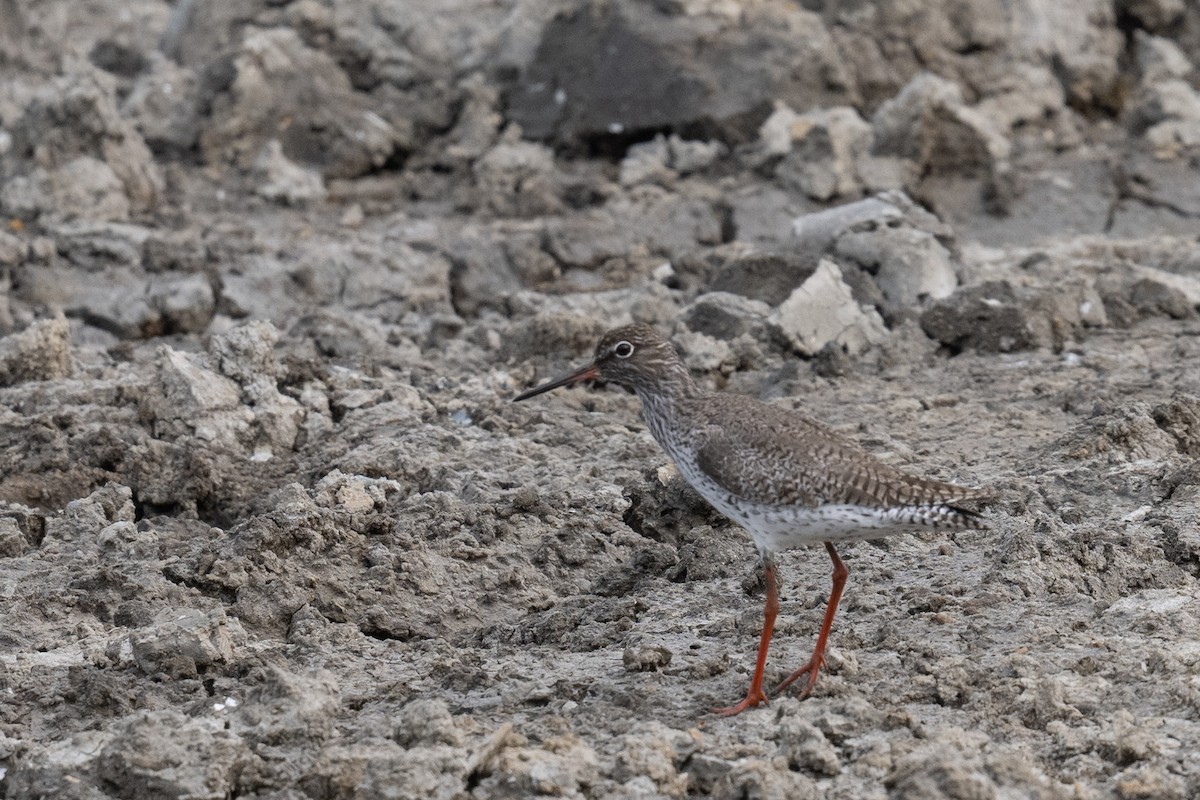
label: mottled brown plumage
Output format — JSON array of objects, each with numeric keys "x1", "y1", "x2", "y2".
[{"x1": 514, "y1": 323, "x2": 992, "y2": 715}]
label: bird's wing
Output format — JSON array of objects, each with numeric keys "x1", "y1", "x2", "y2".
[{"x1": 692, "y1": 398, "x2": 990, "y2": 509}]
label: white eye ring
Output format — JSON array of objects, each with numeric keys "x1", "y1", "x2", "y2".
[{"x1": 614, "y1": 341, "x2": 634, "y2": 358}]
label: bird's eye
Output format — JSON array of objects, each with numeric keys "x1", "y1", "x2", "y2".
[{"x1": 614, "y1": 341, "x2": 634, "y2": 358}]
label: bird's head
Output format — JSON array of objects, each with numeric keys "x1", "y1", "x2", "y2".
[{"x1": 513, "y1": 324, "x2": 687, "y2": 401}]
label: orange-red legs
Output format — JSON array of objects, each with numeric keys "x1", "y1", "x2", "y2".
[
  {"x1": 713, "y1": 559, "x2": 779, "y2": 716},
  {"x1": 714, "y1": 542, "x2": 850, "y2": 717},
  {"x1": 775, "y1": 542, "x2": 849, "y2": 698}
]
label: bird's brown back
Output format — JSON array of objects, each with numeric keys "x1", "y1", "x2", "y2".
[{"x1": 684, "y1": 393, "x2": 992, "y2": 512}]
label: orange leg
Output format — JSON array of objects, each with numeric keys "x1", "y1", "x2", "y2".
[
  {"x1": 714, "y1": 559, "x2": 779, "y2": 717},
  {"x1": 775, "y1": 542, "x2": 849, "y2": 698}
]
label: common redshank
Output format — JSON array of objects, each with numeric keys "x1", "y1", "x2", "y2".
[{"x1": 513, "y1": 324, "x2": 991, "y2": 716}]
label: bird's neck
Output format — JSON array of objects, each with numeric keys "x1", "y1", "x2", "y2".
[{"x1": 634, "y1": 363, "x2": 701, "y2": 431}]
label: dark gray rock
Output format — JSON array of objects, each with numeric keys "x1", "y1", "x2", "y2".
[
  {"x1": 504, "y1": 1, "x2": 847, "y2": 146},
  {"x1": 709, "y1": 251, "x2": 818, "y2": 306},
  {"x1": 920, "y1": 280, "x2": 1065, "y2": 353},
  {"x1": 681, "y1": 293, "x2": 773, "y2": 342},
  {"x1": 1119, "y1": 0, "x2": 1186, "y2": 32}
]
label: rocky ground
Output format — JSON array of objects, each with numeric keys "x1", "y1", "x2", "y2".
[{"x1": 2, "y1": 0, "x2": 1200, "y2": 798}]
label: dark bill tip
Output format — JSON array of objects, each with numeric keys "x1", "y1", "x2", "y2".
[{"x1": 512, "y1": 363, "x2": 600, "y2": 402}]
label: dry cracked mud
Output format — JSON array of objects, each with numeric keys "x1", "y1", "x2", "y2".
[{"x1": 3, "y1": 1, "x2": 1200, "y2": 798}]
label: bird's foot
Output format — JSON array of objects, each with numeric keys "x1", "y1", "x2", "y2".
[
  {"x1": 774, "y1": 656, "x2": 824, "y2": 699},
  {"x1": 712, "y1": 685, "x2": 769, "y2": 717}
]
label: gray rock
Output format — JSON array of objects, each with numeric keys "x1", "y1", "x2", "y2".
[
  {"x1": 0, "y1": 316, "x2": 72, "y2": 385},
  {"x1": 545, "y1": 189, "x2": 722, "y2": 269},
  {"x1": 872, "y1": 72, "x2": 1010, "y2": 186},
  {"x1": 254, "y1": 140, "x2": 327, "y2": 205},
  {"x1": 1012, "y1": 0, "x2": 1123, "y2": 115},
  {"x1": 447, "y1": 227, "x2": 523, "y2": 317},
  {"x1": 1127, "y1": 263, "x2": 1200, "y2": 309},
  {"x1": 872, "y1": 73, "x2": 965, "y2": 162},
  {"x1": 770, "y1": 260, "x2": 888, "y2": 356},
  {"x1": 121, "y1": 52, "x2": 203, "y2": 156},
  {"x1": 0, "y1": 68, "x2": 162, "y2": 222},
  {"x1": 788, "y1": 190, "x2": 958, "y2": 306},
  {"x1": 887, "y1": 742, "x2": 1067, "y2": 800},
  {"x1": 728, "y1": 186, "x2": 817, "y2": 244},
  {"x1": 232, "y1": 666, "x2": 341, "y2": 747},
  {"x1": 714, "y1": 759, "x2": 817, "y2": 800},
  {"x1": 429, "y1": 74, "x2": 503, "y2": 168},
  {"x1": 394, "y1": 698, "x2": 462, "y2": 748},
  {"x1": 791, "y1": 194, "x2": 905, "y2": 255},
  {"x1": 688, "y1": 754, "x2": 734, "y2": 795},
  {"x1": 130, "y1": 607, "x2": 242, "y2": 678},
  {"x1": 97, "y1": 711, "x2": 253, "y2": 800},
  {"x1": 622, "y1": 644, "x2": 673, "y2": 672},
  {"x1": 835, "y1": 227, "x2": 958, "y2": 308},
  {"x1": 149, "y1": 273, "x2": 216, "y2": 334},
  {"x1": 1134, "y1": 32, "x2": 1193, "y2": 84},
  {"x1": 210, "y1": 320, "x2": 280, "y2": 384},
  {"x1": 209, "y1": 321, "x2": 304, "y2": 456},
  {"x1": 612, "y1": 722, "x2": 693, "y2": 796},
  {"x1": 473, "y1": 130, "x2": 565, "y2": 216},
  {"x1": 53, "y1": 221, "x2": 151, "y2": 270},
  {"x1": 1, "y1": 157, "x2": 129, "y2": 222},
  {"x1": 619, "y1": 134, "x2": 674, "y2": 187},
  {"x1": 473, "y1": 733, "x2": 600, "y2": 799},
  {"x1": 201, "y1": 27, "x2": 406, "y2": 178},
  {"x1": 1130, "y1": 277, "x2": 1194, "y2": 319},
  {"x1": 42, "y1": 484, "x2": 136, "y2": 547},
  {"x1": 778, "y1": 715, "x2": 841, "y2": 777},
  {"x1": 307, "y1": 739, "x2": 468, "y2": 800},
  {"x1": 153, "y1": 347, "x2": 243, "y2": 417},
  {"x1": 667, "y1": 134, "x2": 723, "y2": 174},
  {"x1": 1152, "y1": 394, "x2": 1200, "y2": 456},
  {"x1": 0, "y1": 516, "x2": 26, "y2": 556},
  {"x1": 973, "y1": 64, "x2": 1067, "y2": 134},
  {"x1": 502, "y1": 311, "x2": 606, "y2": 364},
  {"x1": 27, "y1": 223, "x2": 215, "y2": 340},
  {"x1": 1059, "y1": 401, "x2": 1184, "y2": 462},
  {"x1": 0, "y1": 230, "x2": 24, "y2": 266},
  {"x1": 772, "y1": 106, "x2": 873, "y2": 201},
  {"x1": 1131, "y1": 79, "x2": 1200, "y2": 157}
]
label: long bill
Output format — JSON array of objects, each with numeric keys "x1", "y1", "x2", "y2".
[{"x1": 512, "y1": 363, "x2": 600, "y2": 401}]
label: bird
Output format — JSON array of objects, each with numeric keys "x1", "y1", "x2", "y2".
[{"x1": 513, "y1": 323, "x2": 992, "y2": 716}]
